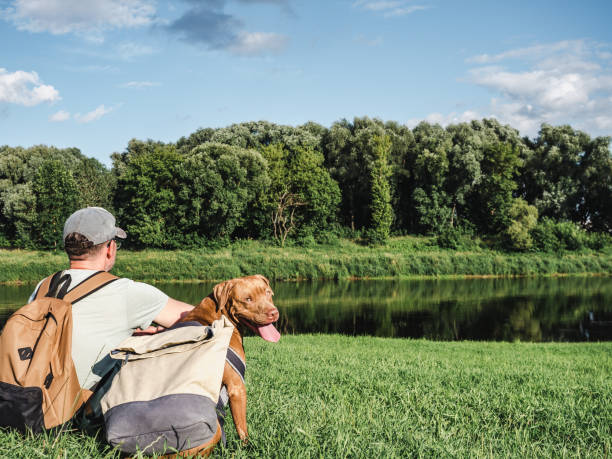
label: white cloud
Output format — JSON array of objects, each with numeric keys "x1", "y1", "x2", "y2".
[
  {"x1": 469, "y1": 68, "x2": 599, "y2": 111},
  {"x1": 75, "y1": 104, "x2": 114, "y2": 123},
  {"x1": 49, "y1": 109, "x2": 70, "y2": 121},
  {"x1": 384, "y1": 5, "x2": 428, "y2": 17},
  {"x1": 0, "y1": 68, "x2": 60, "y2": 106},
  {"x1": 120, "y1": 81, "x2": 160, "y2": 89},
  {"x1": 354, "y1": 1, "x2": 403, "y2": 11},
  {"x1": 352, "y1": 0, "x2": 428, "y2": 17},
  {"x1": 462, "y1": 40, "x2": 612, "y2": 137},
  {"x1": 228, "y1": 32, "x2": 289, "y2": 56},
  {"x1": 3, "y1": 0, "x2": 156, "y2": 41},
  {"x1": 466, "y1": 40, "x2": 586, "y2": 64}
]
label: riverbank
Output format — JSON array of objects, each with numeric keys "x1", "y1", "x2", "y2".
[
  {"x1": 1, "y1": 335, "x2": 609, "y2": 457},
  {"x1": 0, "y1": 237, "x2": 611, "y2": 284}
]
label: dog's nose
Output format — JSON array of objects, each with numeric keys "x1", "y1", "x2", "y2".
[{"x1": 266, "y1": 307, "x2": 279, "y2": 322}]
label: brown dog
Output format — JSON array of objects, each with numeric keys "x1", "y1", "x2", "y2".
[{"x1": 181, "y1": 275, "x2": 280, "y2": 442}]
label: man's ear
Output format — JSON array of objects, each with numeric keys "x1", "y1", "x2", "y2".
[{"x1": 213, "y1": 280, "x2": 234, "y2": 312}]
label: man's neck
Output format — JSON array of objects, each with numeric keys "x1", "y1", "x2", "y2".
[{"x1": 69, "y1": 259, "x2": 107, "y2": 270}]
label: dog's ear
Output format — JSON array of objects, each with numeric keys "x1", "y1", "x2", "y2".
[
  {"x1": 213, "y1": 280, "x2": 234, "y2": 312},
  {"x1": 253, "y1": 274, "x2": 270, "y2": 287}
]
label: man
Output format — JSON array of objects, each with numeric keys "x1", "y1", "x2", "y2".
[{"x1": 29, "y1": 207, "x2": 194, "y2": 390}]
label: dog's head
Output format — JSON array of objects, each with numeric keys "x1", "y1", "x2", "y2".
[{"x1": 213, "y1": 274, "x2": 280, "y2": 342}]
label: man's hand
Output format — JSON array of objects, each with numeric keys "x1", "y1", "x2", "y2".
[{"x1": 133, "y1": 324, "x2": 166, "y2": 336}]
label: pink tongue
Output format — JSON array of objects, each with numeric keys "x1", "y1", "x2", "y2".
[{"x1": 256, "y1": 323, "x2": 281, "y2": 342}]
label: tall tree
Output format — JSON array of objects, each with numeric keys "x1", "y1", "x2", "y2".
[
  {"x1": 323, "y1": 117, "x2": 387, "y2": 231},
  {"x1": 408, "y1": 122, "x2": 452, "y2": 233},
  {"x1": 445, "y1": 122, "x2": 483, "y2": 227},
  {"x1": 365, "y1": 135, "x2": 393, "y2": 245},
  {"x1": 522, "y1": 124, "x2": 587, "y2": 222},
  {"x1": 32, "y1": 160, "x2": 79, "y2": 249},
  {"x1": 468, "y1": 141, "x2": 523, "y2": 234},
  {"x1": 576, "y1": 135, "x2": 612, "y2": 232}
]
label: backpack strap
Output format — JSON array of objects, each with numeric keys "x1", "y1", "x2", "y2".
[
  {"x1": 226, "y1": 347, "x2": 246, "y2": 383},
  {"x1": 34, "y1": 271, "x2": 63, "y2": 300},
  {"x1": 63, "y1": 271, "x2": 119, "y2": 304}
]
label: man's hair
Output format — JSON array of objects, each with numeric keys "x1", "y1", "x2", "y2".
[{"x1": 64, "y1": 232, "x2": 107, "y2": 260}]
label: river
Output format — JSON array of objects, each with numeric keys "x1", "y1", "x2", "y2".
[{"x1": 1, "y1": 276, "x2": 611, "y2": 341}]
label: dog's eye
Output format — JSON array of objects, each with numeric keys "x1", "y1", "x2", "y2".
[{"x1": 246, "y1": 297, "x2": 252, "y2": 302}]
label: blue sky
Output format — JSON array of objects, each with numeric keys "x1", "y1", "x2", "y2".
[{"x1": 1, "y1": 0, "x2": 611, "y2": 165}]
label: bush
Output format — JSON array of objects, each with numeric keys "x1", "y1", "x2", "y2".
[
  {"x1": 436, "y1": 225, "x2": 481, "y2": 251},
  {"x1": 529, "y1": 219, "x2": 605, "y2": 252},
  {"x1": 504, "y1": 198, "x2": 538, "y2": 251},
  {"x1": 584, "y1": 231, "x2": 612, "y2": 250},
  {"x1": 554, "y1": 221, "x2": 586, "y2": 250},
  {"x1": 530, "y1": 220, "x2": 562, "y2": 252}
]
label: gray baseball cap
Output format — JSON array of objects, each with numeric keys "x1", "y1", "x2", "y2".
[{"x1": 63, "y1": 207, "x2": 127, "y2": 245}]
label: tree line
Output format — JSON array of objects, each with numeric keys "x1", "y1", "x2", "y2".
[{"x1": 1, "y1": 118, "x2": 610, "y2": 251}]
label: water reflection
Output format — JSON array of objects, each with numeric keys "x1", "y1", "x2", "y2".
[{"x1": 1, "y1": 277, "x2": 611, "y2": 342}]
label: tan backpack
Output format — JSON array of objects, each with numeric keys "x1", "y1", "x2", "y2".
[{"x1": 0, "y1": 270, "x2": 118, "y2": 433}]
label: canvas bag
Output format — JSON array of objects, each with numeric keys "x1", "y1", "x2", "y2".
[
  {"x1": 0, "y1": 271, "x2": 118, "y2": 433},
  {"x1": 100, "y1": 317, "x2": 233, "y2": 456}
]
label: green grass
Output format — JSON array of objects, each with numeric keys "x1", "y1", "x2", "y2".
[
  {"x1": 1, "y1": 336, "x2": 610, "y2": 458},
  {"x1": 1, "y1": 237, "x2": 611, "y2": 284}
]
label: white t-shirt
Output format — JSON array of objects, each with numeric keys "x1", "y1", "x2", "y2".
[{"x1": 30, "y1": 270, "x2": 168, "y2": 389}]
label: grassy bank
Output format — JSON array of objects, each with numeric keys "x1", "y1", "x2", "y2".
[
  {"x1": 1, "y1": 237, "x2": 611, "y2": 284},
  {"x1": 1, "y1": 336, "x2": 610, "y2": 457}
]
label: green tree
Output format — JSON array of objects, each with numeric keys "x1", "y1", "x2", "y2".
[
  {"x1": 1, "y1": 183, "x2": 36, "y2": 247},
  {"x1": 260, "y1": 143, "x2": 340, "y2": 245},
  {"x1": 468, "y1": 141, "x2": 523, "y2": 234},
  {"x1": 445, "y1": 122, "x2": 483, "y2": 227},
  {"x1": 444, "y1": 119, "x2": 525, "y2": 232},
  {"x1": 178, "y1": 121, "x2": 323, "y2": 154},
  {"x1": 577, "y1": 135, "x2": 612, "y2": 232},
  {"x1": 0, "y1": 145, "x2": 90, "y2": 246},
  {"x1": 113, "y1": 141, "x2": 183, "y2": 248},
  {"x1": 32, "y1": 160, "x2": 79, "y2": 249},
  {"x1": 522, "y1": 124, "x2": 586, "y2": 222},
  {"x1": 323, "y1": 117, "x2": 407, "y2": 232},
  {"x1": 365, "y1": 135, "x2": 393, "y2": 245},
  {"x1": 177, "y1": 142, "x2": 269, "y2": 241},
  {"x1": 405, "y1": 122, "x2": 452, "y2": 233},
  {"x1": 413, "y1": 186, "x2": 453, "y2": 234},
  {"x1": 72, "y1": 157, "x2": 115, "y2": 210}
]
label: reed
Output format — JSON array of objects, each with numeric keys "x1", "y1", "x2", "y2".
[{"x1": 0, "y1": 237, "x2": 610, "y2": 284}]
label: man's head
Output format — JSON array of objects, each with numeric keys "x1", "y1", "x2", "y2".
[{"x1": 63, "y1": 207, "x2": 126, "y2": 263}]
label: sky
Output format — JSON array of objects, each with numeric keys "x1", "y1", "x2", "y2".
[{"x1": 1, "y1": 0, "x2": 611, "y2": 166}]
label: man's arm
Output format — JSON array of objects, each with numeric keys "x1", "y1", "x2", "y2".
[{"x1": 133, "y1": 297, "x2": 194, "y2": 335}]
